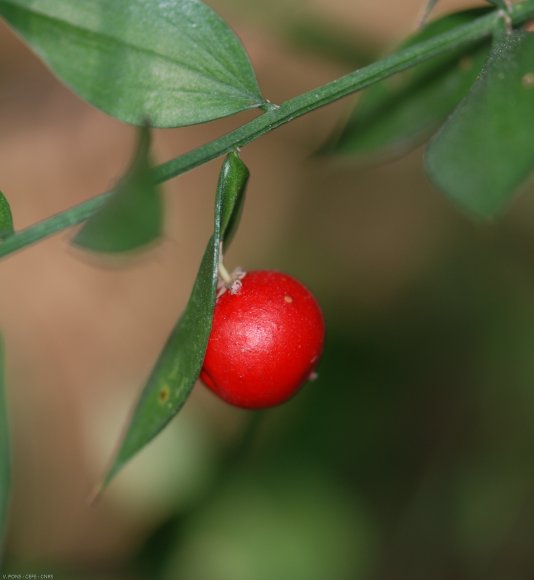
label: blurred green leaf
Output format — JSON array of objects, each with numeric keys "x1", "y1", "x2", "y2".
[
  {"x1": 162, "y1": 468, "x2": 374, "y2": 580},
  {"x1": 0, "y1": 336, "x2": 10, "y2": 556},
  {"x1": 325, "y1": 9, "x2": 490, "y2": 159},
  {"x1": 73, "y1": 127, "x2": 162, "y2": 253},
  {"x1": 0, "y1": 192, "x2": 14, "y2": 240},
  {"x1": 485, "y1": 0, "x2": 511, "y2": 10},
  {"x1": 419, "y1": 0, "x2": 442, "y2": 27},
  {"x1": 100, "y1": 152, "x2": 249, "y2": 489},
  {"x1": 0, "y1": 0, "x2": 264, "y2": 127},
  {"x1": 286, "y1": 17, "x2": 376, "y2": 68},
  {"x1": 425, "y1": 31, "x2": 534, "y2": 219}
]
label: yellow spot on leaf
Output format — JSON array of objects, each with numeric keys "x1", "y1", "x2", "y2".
[{"x1": 158, "y1": 385, "x2": 170, "y2": 404}]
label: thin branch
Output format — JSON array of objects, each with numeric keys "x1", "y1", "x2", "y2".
[{"x1": 1, "y1": 0, "x2": 534, "y2": 260}]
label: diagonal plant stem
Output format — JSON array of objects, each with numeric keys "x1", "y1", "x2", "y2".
[{"x1": 1, "y1": 0, "x2": 534, "y2": 260}]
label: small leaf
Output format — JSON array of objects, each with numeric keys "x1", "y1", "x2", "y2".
[
  {"x1": 325, "y1": 9, "x2": 490, "y2": 159},
  {"x1": 219, "y1": 152, "x2": 249, "y2": 248},
  {"x1": 100, "y1": 152, "x2": 249, "y2": 489},
  {"x1": 0, "y1": 192, "x2": 14, "y2": 240},
  {"x1": 0, "y1": 0, "x2": 264, "y2": 127},
  {"x1": 0, "y1": 336, "x2": 10, "y2": 555},
  {"x1": 73, "y1": 127, "x2": 162, "y2": 253},
  {"x1": 425, "y1": 31, "x2": 534, "y2": 219}
]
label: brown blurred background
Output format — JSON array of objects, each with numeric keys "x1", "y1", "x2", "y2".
[{"x1": 4, "y1": 1, "x2": 534, "y2": 579}]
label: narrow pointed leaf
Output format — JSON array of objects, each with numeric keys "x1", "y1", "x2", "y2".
[
  {"x1": 0, "y1": 0, "x2": 264, "y2": 127},
  {"x1": 101, "y1": 152, "x2": 249, "y2": 488},
  {"x1": 326, "y1": 9, "x2": 490, "y2": 159},
  {"x1": 425, "y1": 31, "x2": 534, "y2": 219},
  {"x1": 0, "y1": 192, "x2": 14, "y2": 240},
  {"x1": 219, "y1": 154, "x2": 249, "y2": 248},
  {"x1": 419, "y1": 0, "x2": 442, "y2": 27},
  {"x1": 0, "y1": 336, "x2": 10, "y2": 555},
  {"x1": 73, "y1": 127, "x2": 162, "y2": 253}
]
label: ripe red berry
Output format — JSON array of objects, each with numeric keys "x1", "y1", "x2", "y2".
[{"x1": 200, "y1": 270, "x2": 325, "y2": 409}]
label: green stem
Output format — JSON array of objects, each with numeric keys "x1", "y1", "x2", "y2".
[{"x1": 1, "y1": 0, "x2": 534, "y2": 260}]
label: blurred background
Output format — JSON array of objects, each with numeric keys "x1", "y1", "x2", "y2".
[{"x1": 2, "y1": 0, "x2": 534, "y2": 578}]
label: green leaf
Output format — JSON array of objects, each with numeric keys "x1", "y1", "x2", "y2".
[
  {"x1": 425, "y1": 31, "x2": 534, "y2": 219},
  {"x1": 325, "y1": 9, "x2": 490, "y2": 159},
  {"x1": 73, "y1": 127, "x2": 162, "y2": 253},
  {"x1": 286, "y1": 17, "x2": 376, "y2": 69},
  {"x1": 0, "y1": 336, "x2": 10, "y2": 555},
  {"x1": 485, "y1": 0, "x2": 511, "y2": 11},
  {"x1": 219, "y1": 153, "x2": 249, "y2": 248},
  {"x1": 0, "y1": 192, "x2": 14, "y2": 240},
  {"x1": 0, "y1": 0, "x2": 264, "y2": 127},
  {"x1": 100, "y1": 152, "x2": 249, "y2": 490},
  {"x1": 419, "y1": 0, "x2": 442, "y2": 27}
]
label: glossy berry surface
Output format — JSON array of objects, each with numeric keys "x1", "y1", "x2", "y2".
[{"x1": 200, "y1": 270, "x2": 325, "y2": 409}]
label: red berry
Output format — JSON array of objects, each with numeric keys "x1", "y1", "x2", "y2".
[{"x1": 200, "y1": 270, "x2": 325, "y2": 409}]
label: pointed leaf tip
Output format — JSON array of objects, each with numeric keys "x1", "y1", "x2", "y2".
[
  {"x1": 0, "y1": 0, "x2": 264, "y2": 127},
  {"x1": 73, "y1": 126, "x2": 163, "y2": 254},
  {"x1": 0, "y1": 192, "x2": 14, "y2": 240},
  {"x1": 219, "y1": 152, "x2": 249, "y2": 248},
  {"x1": 418, "y1": 0, "x2": 442, "y2": 28},
  {"x1": 99, "y1": 151, "x2": 249, "y2": 490}
]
